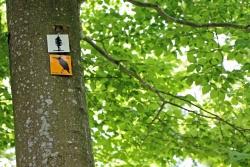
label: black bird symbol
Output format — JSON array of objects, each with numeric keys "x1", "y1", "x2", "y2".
[{"x1": 54, "y1": 56, "x2": 70, "y2": 73}]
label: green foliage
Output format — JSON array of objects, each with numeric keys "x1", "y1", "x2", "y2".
[
  {"x1": 0, "y1": 0, "x2": 250, "y2": 166},
  {"x1": 80, "y1": 0, "x2": 250, "y2": 166},
  {"x1": 0, "y1": 1, "x2": 14, "y2": 152}
]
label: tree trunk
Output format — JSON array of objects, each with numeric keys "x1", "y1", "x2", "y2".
[{"x1": 6, "y1": 0, "x2": 94, "y2": 166}]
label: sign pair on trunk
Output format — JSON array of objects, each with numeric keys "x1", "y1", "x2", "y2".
[{"x1": 47, "y1": 34, "x2": 72, "y2": 76}]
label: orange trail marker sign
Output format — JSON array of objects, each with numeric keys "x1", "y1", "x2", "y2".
[{"x1": 50, "y1": 54, "x2": 72, "y2": 76}]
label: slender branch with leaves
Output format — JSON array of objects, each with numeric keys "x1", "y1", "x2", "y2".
[
  {"x1": 125, "y1": 0, "x2": 250, "y2": 31},
  {"x1": 82, "y1": 36, "x2": 249, "y2": 140}
]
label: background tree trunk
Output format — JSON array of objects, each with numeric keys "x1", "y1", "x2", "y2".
[{"x1": 6, "y1": 0, "x2": 94, "y2": 166}]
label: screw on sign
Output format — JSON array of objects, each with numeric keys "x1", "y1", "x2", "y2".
[{"x1": 49, "y1": 55, "x2": 72, "y2": 76}]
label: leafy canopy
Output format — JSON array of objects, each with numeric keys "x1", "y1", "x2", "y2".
[
  {"x1": 81, "y1": 0, "x2": 250, "y2": 166},
  {"x1": 1, "y1": 0, "x2": 250, "y2": 166}
]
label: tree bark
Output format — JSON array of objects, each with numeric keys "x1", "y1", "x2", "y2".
[{"x1": 6, "y1": 0, "x2": 94, "y2": 166}]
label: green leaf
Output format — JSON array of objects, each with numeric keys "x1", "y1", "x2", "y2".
[
  {"x1": 187, "y1": 53, "x2": 196, "y2": 63},
  {"x1": 202, "y1": 85, "x2": 210, "y2": 94},
  {"x1": 184, "y1": 94, "x2": 197, "y2": 102},
  {"x1": 210, "y1": 89, "x2": 218, "y2": 99},
  {"x1": 187, "y1": 64, "x2": 196, "y2": 72}
]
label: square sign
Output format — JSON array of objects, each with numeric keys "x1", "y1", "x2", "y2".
[
  {"x1": 47, "y1": 34, "x2": 70, "y2": 53},
  {"x1": 49, "y1": 54, "x2": 72, "y2": 76}
]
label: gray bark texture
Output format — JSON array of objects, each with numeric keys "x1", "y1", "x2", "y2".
[{"x1": 6, "y1": 0, "x2": 94, "y2": 166}]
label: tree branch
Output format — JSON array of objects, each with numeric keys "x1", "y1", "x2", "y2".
[
  {"x1": 149, "y1": 102, "x2": 166, "y2": 125},
  {"x1": 125, "y1": 0, "x2": 250, "y2": 31},
  {"x1": 82, "y1": 36, "x2": 249, "y2": 139}
]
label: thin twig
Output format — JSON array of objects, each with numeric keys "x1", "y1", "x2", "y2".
[
  {"x1": 143, "y1": 102, "x2": 166, "y2": 141},
  {"x1": 125, "y1": 0, "x2": 250, "y2": 31},
  {"x1": 149, "y1": 102, "x2": 166, "y2": 125}
]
